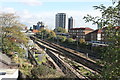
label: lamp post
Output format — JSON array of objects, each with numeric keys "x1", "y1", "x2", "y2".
[{"x1": 76, "y1": 36, "x2": 78, "y2": 50}]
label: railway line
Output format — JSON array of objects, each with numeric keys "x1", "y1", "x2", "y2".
[
  {"x1": 36, "y1": 41, "x2": 92, "y2": 79},
  {"x1": 30, "y1": 36, "x2": 102, "y2": 79},
  {"x1": 47, "y1": 49, "x2": 80, "y2": 79}
]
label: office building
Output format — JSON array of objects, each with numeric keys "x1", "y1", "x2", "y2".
[
  {"x1": 55, "y1": 13, "x2": 66, "y2": 29},
  {"x1": 68, "y1": 17, "x2": 73, "y2": 30}
]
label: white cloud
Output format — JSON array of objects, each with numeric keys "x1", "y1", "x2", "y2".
[
  {"x1": 0, "y1": 6, "x2": 101, "y2": 30},
  {"x1": 39, "y1": 0, "x2": 112, "y2": 2},
  {"x1": 0, "y1": 0, "x2": 112, "y2": 2},
  {"x1": 18, "y1": 10, "x2": 101, "y2": 30},
  {"x1": 0, "y1": 7, "x2": 16, "y2": 13},
  {"x1": 0, "y1": 0, "x2": 42, "y2": 6},
  {"x1": 22, "y1": 0, "x2": 42, "y2": 6}
]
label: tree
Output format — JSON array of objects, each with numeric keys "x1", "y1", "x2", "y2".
[
  {"x1": 39, "y1": 28, "x2": 56, "y2": 39},
  {"x1": 57, "y1": 35, "x2": 67, "y2": 42},
  {"x1": 65, "y1": 38, "x2": 74, "y2": 43},
  {"x1": 49, "y1": 30, "x2": 56, "y2": 39},
  {"x1": 1, "y1": 13, "x2": 28, "y2": 56},
  {"x1": 83, "y1": 1, "x2": 120, "y2": 79},
  {"x1": 83, "y1": 2, "x2": 120, "y2": 28},
  {"x1": 54, "y1": 27, "x2": 67, "y2": 33},
  {"x1": 0, "y1": 13, "x2": 21, "y2": 27}
]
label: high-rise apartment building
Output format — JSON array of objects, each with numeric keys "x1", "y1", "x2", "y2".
[
  {"x1": 68, "y1": 17, "x2": 73, "y2": 30},
  {"x1": 55, "y1": 13, "x2": 66, "y2": 29}
]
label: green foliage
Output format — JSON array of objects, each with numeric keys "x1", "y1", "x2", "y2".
[
  {"x1": 3, "y1": 38, "x2": 19, "y2": 54},
  {"x1": 65, "y1": 38, "x2": 74, "y2": 43},
  {"x1": 79, "y1": 39, "x2": 86, "y2": 44},
  {"x1": 2, "y1": 26, "x2": 28, "y2": 56},
  {"x1": 83, "y1": 2, "x2": 120, "y2": 27},
  {"x1": 31, "y1": 65, "x2": 55, "y2": 78},
  {"x1": 38, "y1": 29, "x2": 56, "y2": 39},
  {"x1": 49, "y1": 30, "x2": 56, "y2": 39},
  {"x1": 1, "y1": 13, "x2": 28, "y2": 56},
  {"x1": 3, "y1": 26, "x2": 28, "y2": 44},
  {"x1": 83, "y1": 1, "x2": 120, "y2": 79},
  {"x1": 35, "y1": 54, "x2": 47, "y2": 65},
  {"x1": 100, "y1": 46, "x2": 120, "y2": 79},
  {"x1": 54, "y1": 27, "x2": 67, "y2": 33},
  {"x1": 57, "y1": 35, "x2": 67, "y2": 42},
  {"x1": 12, "y1": 56, "x2": 33, "y2": 76}
]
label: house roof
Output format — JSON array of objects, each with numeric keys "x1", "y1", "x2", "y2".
[
  {"x1": 32, "y1": 30, "x2": 39, "y2": 33},
  {"x1": 70, "y1": 27, "x2": 93, "y2": 30},
  {"x1": 92, "y1": 29, "x2": 102, "y2": 33}
]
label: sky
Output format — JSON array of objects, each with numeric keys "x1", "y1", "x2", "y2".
[{"x1": 0, "y1": 0, "x2": 113, "y2": 30}]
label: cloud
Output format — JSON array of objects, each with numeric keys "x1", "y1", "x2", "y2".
[
  {"x1": 40, "y1": 0, "x2": 112, "y2": 2},
  {"x1": 0, "y1": 7, "x2": 16, "y2": 13},
  {"x1": 0, "y1": 6, "x2": 101, "y2": 30},
  {"x1": 22, "y1": 0, "x2": 42, "y2": 6},
  {"x1": 17, "y1": 10, "x2": 101, "y2": 30},
  {"x1": 0, "y1": 0, "x2": 42, "y2": 6},
  {"x1": 0, "y1": 0, "x2": 112, "y2": 2}
]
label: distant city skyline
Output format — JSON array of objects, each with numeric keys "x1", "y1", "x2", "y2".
[{"x1": 0, "y1": 0, "x2": 113, "y2": 30}]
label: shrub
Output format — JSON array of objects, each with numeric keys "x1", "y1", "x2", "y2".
[
  {"x1": 57, "y1": 35, "x2": 67, "y2": 42},
  {"x1": 31, "y1": 65, "x2": 55, "y2": 78},
  {"x1": 79, "y1": 39, "x2": 86, "y2": 44},
  {"x1": 65, "y1": 38, "x2": 74, "y2": 43}
]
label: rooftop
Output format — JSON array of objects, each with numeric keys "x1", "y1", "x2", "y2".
[
  {"x1": 88, "y1": 29, "x2": 102, "y2": 34},
  {"x1": 70, "y1": 27, "x2": 93, "y2": 30}
]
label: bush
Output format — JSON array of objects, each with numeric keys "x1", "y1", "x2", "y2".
[
  {"x1": 79, "y1": 39, "x2": 86, "y2": 44},
  {"x1": 57, "y1": 35, "x2": 67, "y2": 42},
  {"x1": 31, "y1": 65, "x2": 55, "y2": 78},
  {"x1": 65, "y1": 38, "x2": 74, "y2": 43},
  {"x1": 54, "y1": 27, "x2": 67, "y2": 33}
]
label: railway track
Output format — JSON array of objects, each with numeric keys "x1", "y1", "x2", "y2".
[
  {"x1": 31, "y1": 36, "x2": 102, "y2": 72},
  {"x1": 47, "y1": 49, "x2": 81, "y2": 79},
  {"x1": 30, "y1": 36, "x2": 102, "y2": 77},
  {"x1": 35, "y1": 41, "x2": 91, "y2": 79}
]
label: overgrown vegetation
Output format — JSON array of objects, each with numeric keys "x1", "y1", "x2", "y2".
[
  {"x1": 83, "y1": 1, "x2": 120, "y2": 79},
  {"x1": 0, "y1": 13, "x2": 64, "y2": 79},
  {"x1": 31, "y1": 65, "x2": 56, "y2": 78}
]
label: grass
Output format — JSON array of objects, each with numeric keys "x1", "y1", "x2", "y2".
[{"x1": 35, "y1": 54, "x2": 47, "y2": 65}]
